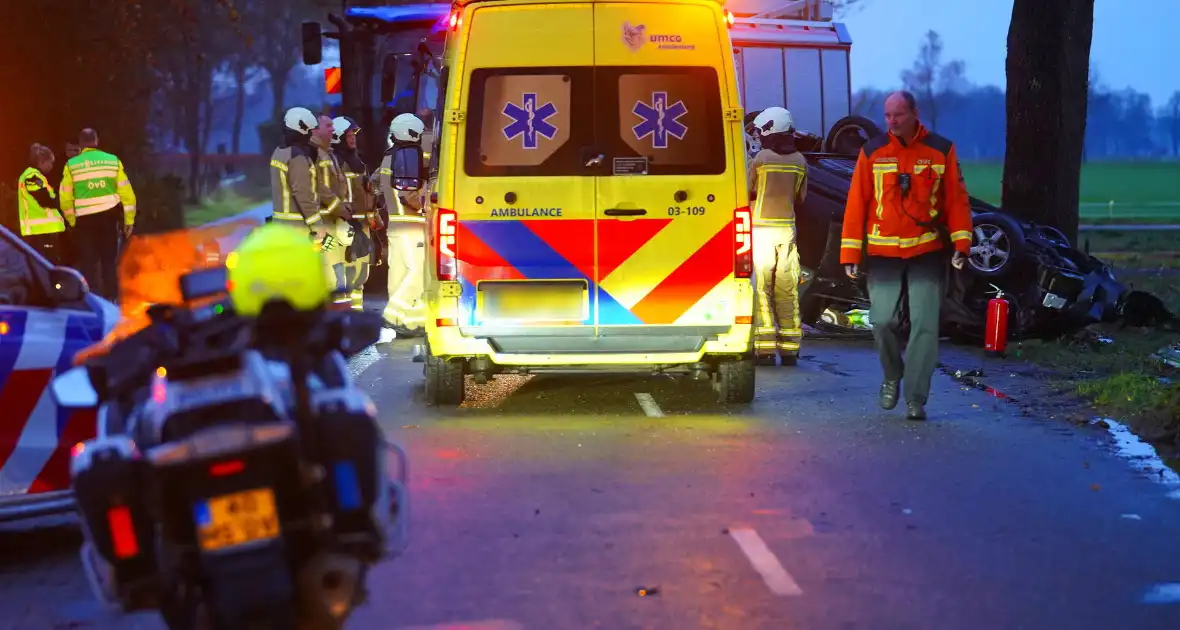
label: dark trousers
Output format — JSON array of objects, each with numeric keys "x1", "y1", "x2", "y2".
[
  {"x1": 22, "y1": 233, "x2": 61, "y2": 265},
  {"x1": 866, "y1": 250, "x2": 947, "y2": 405},
  {"x1": 73, "y1": 207, "x2": 123, "y2": 300}
]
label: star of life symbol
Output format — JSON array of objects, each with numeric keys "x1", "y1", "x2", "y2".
[
  {"x1": 632, "y1": 92, "x2": 688, "y2": 149},
  {"x1": 502, "y1": 93, "x2": 558, "y2": 150}
]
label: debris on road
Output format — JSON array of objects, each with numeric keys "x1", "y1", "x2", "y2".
[{"x1": 634, "y1": 586, "x2": 660, "y2": 597}]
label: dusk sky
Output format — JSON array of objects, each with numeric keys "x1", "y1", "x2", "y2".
[{"x1": 840, "y1": 0, "x2": 1179, "y2": 106}]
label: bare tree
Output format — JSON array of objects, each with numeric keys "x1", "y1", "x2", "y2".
[
  {"x1": 1165, "y1": 91, "x2": 1180, "y2": 157},
  {"x1": 154, "y1": 0, "x2": 237, "y2": 202},
  {"x1": 900, "y1": 30, "x2": 966, "y2": 131},
  {"x1": 1001, "y1": 0, "x2": 1095, "y2": 245},
  {"x1": 250, "y1": 0, "x2": 318, "y2": 122}
]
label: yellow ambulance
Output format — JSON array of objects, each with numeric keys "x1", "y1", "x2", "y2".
[{"x1": 407, "y1": 0, "x2": 756, "y2": 405}]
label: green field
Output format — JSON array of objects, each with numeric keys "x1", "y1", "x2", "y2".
[{"x1": 960, "y1": 161, "x2": 1180, "y2": 222}]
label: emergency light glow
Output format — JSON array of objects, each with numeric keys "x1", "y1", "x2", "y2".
[
  {"x1": 449, "y1": 11, "x2": 460, "y2": 29},
  {"x1": 436, "y1": 209, "x2": 457, "y2": 281},
  {"x1": 107, "y1": 505, "x2": 140, "y2": 559},
  {"x1": 0, "y1": 321, "x2": 8, "y2": 335},
  {"x1": 734, "y1": 207, "x2": 753, "y2": 278},
  {"x1": 725, "y1": 10, "x2": 734, "y2": 26}
]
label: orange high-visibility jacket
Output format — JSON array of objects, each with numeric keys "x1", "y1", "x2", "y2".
[{"x1": 839, "y1": 125, "x2": 972, "y2": 265}]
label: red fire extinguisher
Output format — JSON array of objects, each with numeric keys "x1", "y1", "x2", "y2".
[{"x1": 985, "y1": 285, "x2": 1009, "y2": 358}]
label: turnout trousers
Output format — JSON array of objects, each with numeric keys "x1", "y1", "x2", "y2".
[
  {"x1": 384, "y1": 218, "x2": 426, "y2": 331},
  {"x1": 342, "y1": 222, "x2": 372, "y2": 311},
  {"x1": 752, "y1": 222, "x2": 802, "y2": 362},
  {"x1": 865, "y1": 250, "x2": 947, "y2": 406},
  {"x1": 73, "y1": 206, "x2": 123, "y2": 300}
]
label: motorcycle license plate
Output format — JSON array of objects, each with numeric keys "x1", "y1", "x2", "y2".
[{"x1": 194, "y1": 488, "x2": 280, "y2": 552}]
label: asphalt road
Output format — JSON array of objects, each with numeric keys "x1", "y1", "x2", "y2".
[{"x1": 2, "y1": 339, "x2": 1180, "y2": 629}]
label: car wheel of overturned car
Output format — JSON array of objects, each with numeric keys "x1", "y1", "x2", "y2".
[
  {"x1": 424, "y1": 348, "x2": 465, "y2": 406},
  {"x1": 824, "y1": 115, "x2": 883, "y2": 154},
  {"x1": 715, "y1": 358, "x2": 756, "y2": 404},
  {"x1": 968, "y1": 212, "x2": 1027, "y2": 278}
]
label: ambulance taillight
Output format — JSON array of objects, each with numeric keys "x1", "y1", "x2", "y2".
[
  {"x1": 734, "y1": 207, "x2": 752, "y2": 278},
  {"x1": 436, "y1": 209, "x2": 457, "y2": 280}
]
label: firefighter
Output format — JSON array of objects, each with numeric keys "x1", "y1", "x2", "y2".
[
  {"x1": 331, "y1": 115, "x2": 377, "y2": 311},
  {"x1": 269, "y1": 107, "x2": 351, "y2": 304},
  {"x1": 377, "y1": 113, "x2": 428, "y2": 335},
  {"x1": 311, "y1": 113, "x2": 355, "y2": 308},
  {"x1": 840, "y1": 90, "x2": 971, "y2": 421},
  {"x1": 748, "y1": 107, "x2": 809, "y2": 366},
  {"x1": 16, "y1": 144, "x2": 66, "y2": 263},
  {"x1": 59, "y1": 128, "x2": 136, "y2": 299}
]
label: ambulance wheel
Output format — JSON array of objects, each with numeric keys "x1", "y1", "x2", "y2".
[
  {"x1": 425, "y1": 353, "x2": 465, "y2": 406},
  {"x1": 715, "y1": 358, "x2": 756, "y2": 404}
]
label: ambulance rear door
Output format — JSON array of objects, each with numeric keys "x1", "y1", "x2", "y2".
[
  {"x1": 453, "y1": 3, "x2": 598, "y2": 332},
  {"x1": 591, "y1": 2, "x2": 740, "y2": 336}
]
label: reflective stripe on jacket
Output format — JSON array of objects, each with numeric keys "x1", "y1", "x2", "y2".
[
  {"x1": 269, "y1": 144, "x2": 320, "y2": 226},
  {"x1": 749, "y1": 149, "x2": 808, "y2": 226},
  {"x1": 17, "y1": 167, "x2": 65, "y2": 236},
  {"x1": 839, "y1": 124, "x2": 972, "y2": 265},
  {"x1": 378, "y1": 152, "x2": 424, "y2": 223},
  {"x1": 59, "y1": 148, "x2": 137, "y2": 227}
]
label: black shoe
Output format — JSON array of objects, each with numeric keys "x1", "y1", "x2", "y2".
[
  {"x1": 755, "y1": 354, "x2": 777, "y2": 366},
  {"x1": 905, "y1": 403, "x2": 927, "y2": 421},
  {"x1": 879, "y1": 380, "x2": 899, "y2": 410}
]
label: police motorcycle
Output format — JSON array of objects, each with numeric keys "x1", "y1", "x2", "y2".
[{"x1": 49, "y1": 225, "x2": 409, "y2": 630}]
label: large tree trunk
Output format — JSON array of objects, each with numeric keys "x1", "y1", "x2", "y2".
[
  {"x1": 1001, "y1": 0, "x2": 1095, "y2": 245},
  {"x1": 269, "y1": 65, "x2": 291, "y2": 122},
  {"x1": 233, "y1": 60, "x2": 247, "y2": 155}
]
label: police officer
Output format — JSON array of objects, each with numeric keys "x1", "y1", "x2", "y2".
[
  {"x1": 17, "y1": 144, "x2": 66, "y2": 263},
  {"x1": 748, "y1": 107, "x2": 809, "y2": 366},
  {"x1": 59, "y1": 128, "x2": 137, "y2": 299},
  {"x1": 269, "y1": 107, "x2": 350, "y2": 302},
  {"x1": 377, "y1": 113, "x2": 427, "y2": 335},
  {"x1": 331, "y1": 115, "x2": 377, "y2": 311}
]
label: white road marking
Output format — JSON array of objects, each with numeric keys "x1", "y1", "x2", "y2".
[
  {"x1": 347, "y1": 346, "x2": 385, "y2": 379},
  {"x1": 1121, "y1": 513, "x2": 1142, "y2": 520},
  {"x1": 1142, "y1": 583, "x2": 1180, "y2": 604},
  {"x1": 634, "y1": 392, "x2": 664, "y2": 417},
  {"x1": 728, "y1": 527, "x2": 803, "y2": 596}
]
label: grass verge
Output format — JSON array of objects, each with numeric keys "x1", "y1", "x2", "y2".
[
  {"x1": 184, "y1": 185, "x2": 269, "y2": 227},
  {"x1": 1017, "y1": 253, "x2": 1180, "y2": 448},
  {"x1": 961, "y1": 161, "x2": 1180, "y2": 223}
]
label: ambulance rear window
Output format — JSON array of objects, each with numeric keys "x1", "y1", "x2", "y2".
[
  {"x1": 464, "y1": 67, "x2": 593, "y2": 177},
  {"x1": 598, "y1": 66, "x2": 725, "y2": 176}
]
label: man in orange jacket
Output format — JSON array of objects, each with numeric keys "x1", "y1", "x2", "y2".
[{"x1": 839, "y1": 91, "x2": 972, "y2": 420}]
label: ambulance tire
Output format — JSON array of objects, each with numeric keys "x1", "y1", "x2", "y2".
[
  {"x1": 715, "y1": 358, "x2": 756, "y2": 404},
  {"x1": 425, "y1": 352, "x2": 465, "y2": 406}
]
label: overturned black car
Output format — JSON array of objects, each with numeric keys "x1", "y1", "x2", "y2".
[{"x1": 747, "y1": 113, "x2": 1177, "y2": 340}]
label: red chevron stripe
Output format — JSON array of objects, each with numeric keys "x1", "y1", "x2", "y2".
[
  {"x1": 456, "y1": 221, "x2": 525, "y2": 284},
  {"x1": 0, "y1": 368, "x2": 52, "y2": 471},
  {"x1": 29, "y1": 408, "x2": 96, "y2": 494},
  {"x1": 629, "y1": 221, "x2": 733, "y2": 325},
  {"x1": 520, "y1": 219, "x2": 595, "y2": 280}
]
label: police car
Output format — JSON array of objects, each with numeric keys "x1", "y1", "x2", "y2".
[{"x1": 0, "y1": 224, "x2": 117, "y2": 522}]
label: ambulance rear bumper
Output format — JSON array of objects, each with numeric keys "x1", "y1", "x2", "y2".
[{"x1": 434, "y1": 324, "x2": 753, "y2": 367}]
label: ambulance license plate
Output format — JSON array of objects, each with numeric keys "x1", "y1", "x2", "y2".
[
  {"x1": 478, "y1": 281, "x2": 587, "y2": 322},
  {"x1": 194, "y1": 488, "x2": 280, "y2": 552}
]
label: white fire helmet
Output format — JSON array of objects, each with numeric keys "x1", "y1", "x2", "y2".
[
  {"x1": 389, "y1": 113, "x2": 425, "y2": 143},
  {"x1": 283, "y1": 107, "x2": 318, "y2": 136},
  {"x1": 331, "y1": 116, "x2": 358, "y2": 145},
  {"x1": 752, "y1": 107, "x2": 795, "y2": 136}
]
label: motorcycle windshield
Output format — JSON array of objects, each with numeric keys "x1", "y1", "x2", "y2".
[{"x1": 74, "y1": 219, "x2": 258, "y2": 365}]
